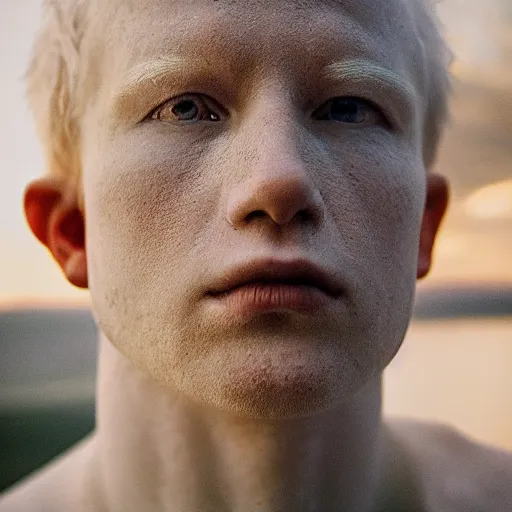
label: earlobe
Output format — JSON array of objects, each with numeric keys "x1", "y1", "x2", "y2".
[
  {"x1": 417, "y1": 173, "x2": 449, "y2": 280},
  {"x1": 64, "y1": 250, "x2": 89, "y2": 289},
  {"x1": 24, "y1": 178, "x2": 89, "y2": 289}
]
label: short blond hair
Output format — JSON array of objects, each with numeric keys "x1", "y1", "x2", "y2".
[
  {"x1": 26, "y1": 0, "x2": 89, "y2": 191},
  {"x1": 27, "y1": 0, "x2": 451, "y2": 187}
]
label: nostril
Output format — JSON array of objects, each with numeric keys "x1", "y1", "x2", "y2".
[
  {"x1": 245, "y1": 210, "x2": 267, "y2": 223},
  {"x1": 227, "y1": 175, "x2": 326, "y2": 230},
  {"x1": 242, "y1": 207, "x2": 317, "y2": 227},
  {"x1": 297, "y1": 209, "x2": 312, "y2": 222}
]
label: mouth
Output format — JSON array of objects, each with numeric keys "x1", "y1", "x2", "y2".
[
  {"x1": 207, "y1": 259, "x2": 343, "y2": 314},
  {"x1": 208, "y1": 259, "x2": 343, "y2": 297}
]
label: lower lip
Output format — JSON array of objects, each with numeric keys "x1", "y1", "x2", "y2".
[{"x1": 210, "y1": 283, "x2": 331, "y2": 316}]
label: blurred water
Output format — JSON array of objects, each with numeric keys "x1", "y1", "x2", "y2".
[
  {"x1": 385, "y1": 317, "x2": 512, "y2": 450},
  {"x1": 0, "y1": 307, "x2": 510, "y2": 492}
]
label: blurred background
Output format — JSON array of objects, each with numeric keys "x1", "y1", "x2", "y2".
[{"x1": 1, "y1": 0, "x2": 511, "y2": 493}]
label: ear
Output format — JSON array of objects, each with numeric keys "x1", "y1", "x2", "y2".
[
  {"x1": 417, "y1": 173, "x2": 449, "y2": 280},
  {"x1": 24, "y1": 177, "x2": 88, "y2": 289}
]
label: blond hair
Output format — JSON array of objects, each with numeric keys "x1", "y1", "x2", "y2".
[
  {"x1": 26, "y1": 0, "x2": 451, "y2": 186},
  {"x1": 26, "y1": 0, "x2": 88, "y2": 192}
]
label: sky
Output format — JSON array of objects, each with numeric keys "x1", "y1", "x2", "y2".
[{"x1": 1, "y1": 0, "x2": 511, "y2": 305}]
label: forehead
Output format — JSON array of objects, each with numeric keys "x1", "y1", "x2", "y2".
[{"x1": 87, "y1": 0, "x2": 426, "y2": 97}]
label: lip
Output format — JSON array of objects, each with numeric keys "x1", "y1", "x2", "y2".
[{"x1": 207, "y1": 259, "x2": 344, "y2": 300}]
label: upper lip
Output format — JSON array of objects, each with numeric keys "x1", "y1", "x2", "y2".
[{"x1": 207, "y1": 259, "x2": 343, "y2": 298}]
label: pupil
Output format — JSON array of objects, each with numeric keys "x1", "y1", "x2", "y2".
[
  {"x1": 331, "y1": 99, "x2": 361, "y2": 122},
  {"x1": 172, "y1": 100, "x2": 199, "y2": 120}
]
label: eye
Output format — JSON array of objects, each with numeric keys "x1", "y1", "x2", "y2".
[
  {"x1": 151, "y1": 94, "x2": 223, "y2": 123},
  {"x1": 314, "y1": 97, "x2": 387, "y2": 126}
]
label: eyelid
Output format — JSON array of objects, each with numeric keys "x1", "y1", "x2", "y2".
[
  {"x1": 109, "y1": 64, "x2": 232, "y2": 128},
  {"x1": 314, "y1": 97, "x2": 390, "y2": 130},
  {"x1": 322, "y1": 61, "x2": 419, "y2": 132},
  {"x1": 316, "y1": 94, "x2": 399, "y2": 132},
  {"x1": 147, "y1": 93, "x2": 226, "y2": 123}
]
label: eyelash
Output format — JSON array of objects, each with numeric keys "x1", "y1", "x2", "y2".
[
  {"x1": 313, "y1": 97, "x2": 390, "y2": 127},
  {"x1": 148, "y1": 94, "x2": 224, "y2": 123},
  {"x1": 146, "y1": 93, "x2": 391, "y2": 128}
]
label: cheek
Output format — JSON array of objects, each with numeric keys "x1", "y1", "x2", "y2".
[
  {"x1": 326, "y1": 133, "x2": 425, "y2": 267},
  {"x1": 360, "y1": 146, "x2": 425, "y2": 328},
  {"x1": 366, "y1": 151, "x2": 424, "y2": 250},
  {"x1": 322, "y1": 134, "x2": 426, "y2": 354},
  {"x1": 82, "y1": 131, "x2": 217, "y2": 316},
  {"x1": 369, "y1": 151, "x2": 425, "y2": 273}
]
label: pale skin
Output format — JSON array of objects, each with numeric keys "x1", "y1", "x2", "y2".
[{"x1": 2, "y1": 0, "x2": 512, "y2": 511}]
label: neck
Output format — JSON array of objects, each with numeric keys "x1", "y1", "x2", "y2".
[{"x1": 93, "y1": 333, "x2": 386, "y2": 512}]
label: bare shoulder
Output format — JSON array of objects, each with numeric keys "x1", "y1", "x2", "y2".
[
  {"x1": 385, "y1": 418, "x2": 512, "y2": 512},
  {"x1": 0, "y1": 435, "x2": 100, "y2": 512}
]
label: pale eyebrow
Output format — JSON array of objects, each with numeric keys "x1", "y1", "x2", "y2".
[
  {"x1": 114, "y1": 56, "x2": 208, "y2": 99},
  {"x1": 323, "y1": 59, "x2": 417, "y2": 99}
]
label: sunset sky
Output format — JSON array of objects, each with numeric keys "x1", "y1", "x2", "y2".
[{"x1": 1, "y1": 0, "x2": 511, "y2": 305}]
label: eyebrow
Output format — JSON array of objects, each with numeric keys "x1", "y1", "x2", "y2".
[
  {"x1": 323, "y1": 59, "x2": 418, "y2": 103},
  {"x1": 118, "y1": 57, "x2": 416, "y2": 97},
  {"x1": 114, "y1": 56, "x2": 210, "y2": 98}
]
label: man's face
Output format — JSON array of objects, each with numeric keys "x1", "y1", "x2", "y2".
[{"x1": 81, "y1": 0, "x2": 429, "y2": 418}]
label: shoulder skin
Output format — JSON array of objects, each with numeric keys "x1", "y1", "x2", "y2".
[
  {"x1": 0, "y1": 434, "x2": 103, "y2": 512},
  {"x1": 384, "y1": 418, "x2": 512, "y2": 512},
  {"x1": 2, "y1": 422, "x2": 512, "y2": 512}
]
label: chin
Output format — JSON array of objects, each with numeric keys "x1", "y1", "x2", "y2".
[
  {"x1": 217, "y1": 380, "x2": 337, "y2": 421},
  {"x1": 181, "y1": 349, "x2": 369, "y2": 420}
]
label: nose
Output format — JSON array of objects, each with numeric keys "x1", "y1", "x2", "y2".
[{"x1": 226, "y1": 117, "x2": 325, "y2": 232}]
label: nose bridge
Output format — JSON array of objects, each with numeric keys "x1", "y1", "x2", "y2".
[
  {"x1": 252, "y1": 121, "x2": 305, "y2": 178},
  {"x1": 226, "y1": 92, "x2": 324, "y2": 229},
  {"x1": 238, "y1": 80, "x2": 306, "y2": 164}
]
